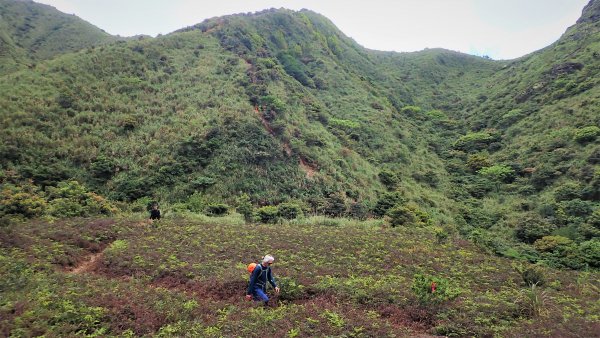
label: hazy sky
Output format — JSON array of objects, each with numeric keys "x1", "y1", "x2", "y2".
[{"x1": 36, "y1": 0, "x2": 589, "y2": 60}]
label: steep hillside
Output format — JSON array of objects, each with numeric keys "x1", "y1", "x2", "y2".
[
  {"x1": 0, "y1": 6, "x2": 491, "y2": 219},
  {"x1": 0, "y1": 0, "x2": 116, "y2": 74},
  {"x1": 0, "y1": 0, "x2": 599, "y2": 271},
  {"x1": 418, "y1": 0, "x2": 600, "y2": 267}
]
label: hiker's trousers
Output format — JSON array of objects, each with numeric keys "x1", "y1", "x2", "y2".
[{"x1": 251, "y1": 287, "x2": 269, "y2": 302}]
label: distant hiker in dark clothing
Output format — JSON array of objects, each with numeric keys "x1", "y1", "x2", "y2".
[
  {"x1": 149, "y1": 203, "x2": 161, "y2": 220},
  {"x1": 246, "y1": 255, "x2": 280, "y2": 305}
]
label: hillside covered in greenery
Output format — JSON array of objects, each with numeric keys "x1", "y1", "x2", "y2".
[
  {"x1": 0, "y1": 0, "x2": 116, "y2": 74},
  {"x1": 1, "y1": 0, "x2": 600, "y2": 335}
]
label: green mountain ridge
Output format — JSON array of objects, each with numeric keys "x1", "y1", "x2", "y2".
[
  {"x1": 0, "y1": 0, "x2": 116, "y2": 74},
  {"x1": 0, "y1": 0, "x2": 599, "y2": 267}
]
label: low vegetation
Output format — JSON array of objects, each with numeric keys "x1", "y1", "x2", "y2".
[{"x1": 1, "y1": 216, "x2": 598, "y2": 337}]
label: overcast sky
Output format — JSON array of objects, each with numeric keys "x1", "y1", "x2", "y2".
[{"x1": 36, "y1": 0, "x2": 589, "y2": 60}]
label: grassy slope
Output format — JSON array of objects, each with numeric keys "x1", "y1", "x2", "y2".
[
  {"x1": 423, "y1": 1, "x2": 600, "y2": 254},
  {"x1": 1, "y1": 217, "x2": 598, "y2": 337},
  {"x1": 0, "y1": 0, "x2": 116, "y2": 74},
  {"x1": 0, "y1": 7, "x2": 477, "y2": 219}
]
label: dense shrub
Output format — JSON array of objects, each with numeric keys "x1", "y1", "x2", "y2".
[
  {"x1": 323, "y1": 193, "x2": 347, "y2": 217},
  {"x1": 47, "y1": 198, "x2": 85, "y2": 217},
  {"x1": 515, "y1": 215, "x2": 556, "y2": 244},
  {"x1": 348, "y1": 201, "x2": 369, "y2": 220},
  {"x1": 387, "y1": 203, "x2": 430, "y2": 227},
  {"x1": 256, "y1": 205, "x2": 279, "y2": 223},
  {"x1": 183, "y1": 193, "x2": 204, "y2": 213},
  {"x1": 558, "y1": 199, "x2": 594, "y2": 219},
  {"x1": 373, "y1": 192, "x2": 405, "y2": 217},
  {"x1": 277, "y1": 202, "x2": 303, "y2": 220},
  {"x1": 573, "y1": 126, "x2": 600, "y2": 144},
  {"x1": 236, "y1": 194, "x2": 254, "y2": 222},
  {"x1": 259, "y1": 95, "x2": 286, "y2": 116},
  {"x1": 110, "y1": 174, "x2": 149, "y2": 201},
  {"x1": 468, "y1": 228, "x2": 509, "y2": 254},
  {"x1": 553, "y1": 182, "x2": 583, "y2": 201},
  {"x1": 378, "y1": 169, "x2": 399, "y2": 190},
  {"x1": 191, "y1": 176, "x2": 216, "y2": 190},
  {"x1": 46, "y1": 180, "x2": 116, "y2": 216},
  {"x1": 534, "y1": 235, "x2": 574, "y2": 253},
  {"x1": 582, "y1": 171, "x2": 600, "y2": 201},
  {"x1": 478, "y1": 165, "x2": 516, "y2": 185},
  {"x1": 400, "y1": 105, "x2": 422, "y2": 117},
  {"x1": 277, "y1": 52, "x2": 313, "y2": 87},
  {"x1": 500, "y1": 108, "x2": 525, "y2": 127},
  {"x1": 453, "y1": 131, "x2": 499, "y2": 152},
  {"x1": 205, "y1": 203, "x2": 229, "y2": 216},
  {"x1": 514, "y1": 264, "x2": 546, "y2": 286},
  {"x1": 0, "y1": 183, "x2": 47, "y2": 218},
  {"x1": 90, "y1": 156, "x2": 116, "y2": 182},
  {"x1": 412, "y1": 170, "x2": 440, "y2": 188},
  {"x1": 579, "y1": 239, "x2": 600, "y2": 268},
  {"x1": 466, "y1": 177, "x2": 494, "y2": 198},
  {"x1": 530, "y1": 164, "x2": 561, "y2": 190},
  {"x1": 466, "y1": 154, "x2": 491, "y2": 172}
]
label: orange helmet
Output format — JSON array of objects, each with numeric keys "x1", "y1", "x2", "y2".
[{"x1": 247, "y1": 263, "x2": 257, "y2": 273}]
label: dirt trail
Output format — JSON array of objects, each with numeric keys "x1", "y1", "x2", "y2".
[{"x1": 69, "y1": 251, "x2": 104, "y2": 274}]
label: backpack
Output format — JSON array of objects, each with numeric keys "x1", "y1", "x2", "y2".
[{"x1": 247, "y1": 262, "x2": 257, "y2": 274}]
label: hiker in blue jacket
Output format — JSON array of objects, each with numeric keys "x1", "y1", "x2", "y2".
[{"x1": 246, "y1": 255, "x2": 280, "y2": 305}]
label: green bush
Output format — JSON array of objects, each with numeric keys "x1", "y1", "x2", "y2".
[
  {"x1": 110, "y1": 173, "x2": 149, "y2": 201},
  {"x1": 515, "y1": 215, "x2": 556, "y2": 244},
  {"x1": 205, "y1": 203, "x2": 229, "y2": 216},
  {"x1": 45, "y1": 180, "x2": 116, "y2": 216},
  {"x1": 0, "y1": 184, "x2": 47, "y2": 218},
  {"x1": 514, "y1": 264, "x2": 546, "y2": 286},
  {"x1": 534, "y1": 236, "x2": 574, "y2": 253},
  {"x1": 277, "y1": 202, "x2": 303, "y2": 220},
  {"x1": 453, "y1": 131, "x2": 498, "y2": 152},
  {"x1": 191, "y1": 176, "x2": 216, "y2": 190},
  {"x1": 47, "y1": 198, "x2": 84, "y2": 217},
  {"x1": 323, "y1": 193, "x2": 347, "y2": 217},
  {"x1": 328, "y1": 118, "x2": 360, "y2": 134},
  {"x1": 500, "y1": 109, "x2": 525, "y2": 127},
  {"x1": 553, "y1": 182, "x2": 583, "y2": 201},
  {"x1": 277, "y1": 52, "x2": 313, "y2": 87},
  {"x1": 256, "y1": 205, "x2": 279, "y2": 223},
  {"x1": 468, "y1": 228, "x2": 508, "y2": 254},
  {"x1": 400, "y1": 105, "x2": 422, "y2": 117},
  {"x1": 387, "y1": 203, "x2": 430, "y2": 227},
  {"x1": 348, "y1": 201, "x2": 369, "y2": 220},
  {"x1": 276, "y1": 276, "x2": 306, "y2": 301},
  {"x1": 373, "y1": 192, "x2": 405, "y2": 217},
  {"x1": 185, "y1": 193, "x2": 205, "y2": 213},
  {"x1": 89, "y1": 156, "x2": 115, "y2": 182},
  {"x1": 478, "y1": 165, "x2": 516, "y2": 184},
  {"x1": 236, "y1": 194, "x2": 254, "y2": 223},
  {"x1": 411, "y1": 274, "x2": 460, "y2": 305},
  {"x1": 573, "y1": 126, "x2": 600, "y2": 144},
  {"x1": 466, "y1": 154, "x2": 491, "y2": 172},
  {"x1": 579, "y1": 239, "x2": 600, "y2": 268},
  {"x1": 378, "y1": 169, "x2": 399, "y2": 190},
  {"x1": 558, "y1": 199, "x2": 594, "y2": 218}
]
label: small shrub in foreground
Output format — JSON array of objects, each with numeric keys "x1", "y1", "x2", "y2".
[{"x1": 411, "y1": 274, "x2": 460, "y2": 305}]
